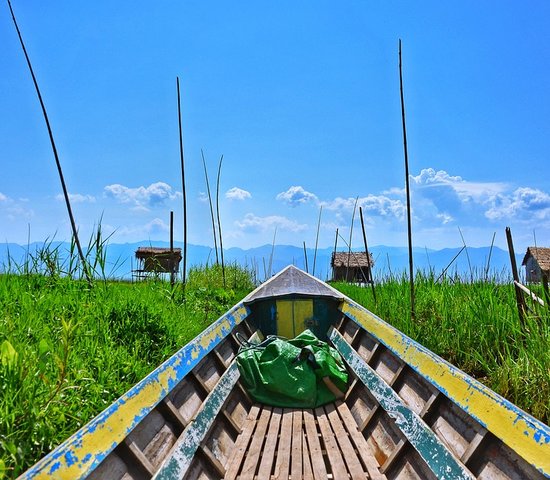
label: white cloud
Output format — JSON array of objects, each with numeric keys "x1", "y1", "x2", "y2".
[
  {"x1": 0, "y1": 193, "x2": 34, "y2": 221},
  {"x1": 104, "y1": 182, "x2": 180, "y2": 210},
  {"x1": 235, "y1": 213, "x2": 307, "y2": 233},
  {"x1": 322, "y1": 195, "x2": 406, "y2": 219},
  {"x1": 277, "y1": 186, "x2": 318, "y2": 207},
  {"x1": 485, "y1": 187, "x2": 550, "y2": 221},
  {"x1": 226, "y1": 187, "x2": 251, "y2": 201},
  {"x1": 411, "y1": 168, "x2": 507, "y2": 202},
  {"x1": 436, "y1": 212, "x2": 453, "y2": 224},
  {"x1": 115, "y1": 218, "x2": 170, "y2": 237},
  {"x1": 55, "y1": 193, "x2": 96, "y2": 203}
]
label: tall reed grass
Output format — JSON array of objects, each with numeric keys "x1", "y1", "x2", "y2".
[{"x1": 0, "y1": 245, "x2": 254, "y2": 478}]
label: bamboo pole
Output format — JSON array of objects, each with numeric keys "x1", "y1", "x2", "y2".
[
  {"x1": 436, "y1": 246, "x2": 465, "y2": 282},
  {"x1": 170, "y1": 211, "x2": 175, "y2": 287},
  {"x1": 359, "y1": 207, "x2": 376, "y2": 302},
  {"x1": 201, "y1": 149, "x2": 219, "y2": 264},
  {"x1": 176, "y1": 77, "x2": 187, "y2": 285},
  {"x1": 505, "y1": 226, "x2": 526, "y2": 327},
  {"x1": 312, "y1": 206, "x2": 323, "y2": 277},
  {"x1": 346, "y1": 197, "x2": 359, "y2": 282},
  {"x1": 8, "y1": 0, "x2": 92, "y2": 285},
  {"x1": 215, "y1": 155, "x2": 226, "y2": 287},
  {"x1": 542, "y1": 273, "x2": 550, "y2": 307},
  {"x1": 303, "y1": 241, "x2": 309, "y2": 273},
  {"x1": 513, "y1": 280, "x2": 545, "y2": 307},
  {"x1": 484, "y1": 232, "x2": 496, "y2": 281},
  {"x1": 332, "y1": 228, "x2": 338, "y2": 281},
  {"x1": 268, "y1": 228, "x2": 277, "y2": 278},
  {"x1": 399, "y1": 39, "x2": 415, "y2": 320}
]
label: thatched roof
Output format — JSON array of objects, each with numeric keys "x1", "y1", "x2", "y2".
[
  {"x1": 331, "y1": 251, "x2": 374, "y2": 268},
  {"x1": 522, "y1": 247, "x2": 550, "y2": 272},
  {"x1": 135, "y1": 247, "x2": 182, "y2": 259}
]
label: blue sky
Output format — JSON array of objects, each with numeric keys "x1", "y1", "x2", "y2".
[{"x1": 1, "y1": 1, "x2": 549, "y2": 252}]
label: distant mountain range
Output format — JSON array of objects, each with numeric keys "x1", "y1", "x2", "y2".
[{"x1": 0, "y1": 240, "x2": 526, "y2": 282}]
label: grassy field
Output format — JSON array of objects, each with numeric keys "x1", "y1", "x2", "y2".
[
  {"x1": 0, "y1": 264, "x2": 255, "y2": 478},
  {"x1": 1, "y1": 261, "x2": 549, "y2": 478},
  {"x1": 333, "y1": 272, "x2": 550, "y2": 427}
]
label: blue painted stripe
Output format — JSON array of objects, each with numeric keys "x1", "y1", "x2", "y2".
[{"x1": 330, "y1": 328, "x2": 474, "y2": 480}]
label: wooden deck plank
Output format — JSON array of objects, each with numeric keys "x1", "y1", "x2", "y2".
[
  {"x1": 273, "y1": 409, "x2": 293, "y2": 480},
  {"x1": 325, "y1": 403, "x2": 366, "y2": 479},
  {"x1": 302, "y1": 430, "x2": 314, "y2": 480},
  {"x1": 239, "y1": 407, "x2": 272, "y2": 480},
  {"x1": 291, "y1": 410, "x2": 303, "y2": 480},
  {"x1": 315, "y1": 406, "x2": 348, "y2": 476},
  {"x1": 336, "y1": 402, "x2": 385, "y2": 480},
  {"x1": 303, "y1": 410, "x2": 328, "y2": 480},
  {"x1": 256, "y1": 408, "x2": 282, "y2": 479},
  {"x1": 224, "y1": 405, "x2": 261, "y2": 480}
]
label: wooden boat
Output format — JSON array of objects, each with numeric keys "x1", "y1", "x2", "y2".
[{"x1": 21, "y1": 265, "x2": 550, "y2": 479}]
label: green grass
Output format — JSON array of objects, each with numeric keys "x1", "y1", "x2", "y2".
[
  {"x1": 0, "y1": 263, "x2": 254, "y2": 479},
  {"x1": 332, "y1": 272, "x2": 550, "y2": 426}
]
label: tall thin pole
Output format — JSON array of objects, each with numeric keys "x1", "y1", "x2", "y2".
[
  {"x1": 176, "y1": 77, "x2": 187, "y2": 285},
  {"x1": 303, "y1": 241, "x2": 309, "y2": 273},
  {"x1": 215, "y1": 155, "x2": 226, "y2": 287},
  {"x1": 8, "y1": 0, "x2": 91, "y2": 285},
  {"x1": 332, "y1": 228, "x2": 339, "y2": 280},
  {"x1": 170, "y1": 210, "x2": 175, "y2": 287},
  {"x1": 346, "y1": 197, "x2": 359, "y2": 282},
  {"x1": 399, "y1": 39, "x2": 415, "y2": 319},
  {"x1": 312, "y1": 206, "x2": 323, "y2": 277},
  {"x1": 359, "y1": 207, "x2": 376, "y2": 302},
  {"x1": 506, "y1": 227, "x2": 526, "y2": 327},
  {"x1": 268, "y1": 228, "x2": 277, "y2": 278},
  {"x1": 201, "y1": 149, "x2": 219, "y2": 264}
]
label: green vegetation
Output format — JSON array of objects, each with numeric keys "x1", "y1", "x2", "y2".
[
  {"x1": 0, "y1": 262, "x2": 255, "y2": 478},
  {"x1": 333, "y1": 272, "x2": 550, "y2": 426}
]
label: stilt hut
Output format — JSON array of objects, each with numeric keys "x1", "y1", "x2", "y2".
[
  {"x1": 331, "y1": 251, "x2": 374, "y2": 283},
  {"x1": 522, "y1": 246, "x2": 550, "y2": 283},
  {"x1": 134, "y1": 247, "x2": 182, "y2": 279}
]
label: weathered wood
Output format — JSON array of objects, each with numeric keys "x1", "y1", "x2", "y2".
[
  {"x1": 325, "y1": 403, "x2": 366, "y2": 479},
  {"x1": 291, "y1": 410, "x2": 304, "y2": 480},
  {"x1": 239, "y1": 407, "x2": 271, "y2": 479},
  {"x1": 506, "y1": 226, "x2": 526, "y2": 325},
  {"x1": 302, "y1": 429, "x2": 314, "y2": 480},
  {"x1": 224, "y1": 405, "x2": 261, "y2": 480},
  {"x1": 315, "y1": 406, "x2": 348, "y2": 475},
  {"x1": 256, "y1": 408, "x2": 282, "y2": 479},
  {"x1": 244, "y1": 265, "x2": 343, "y2": 303},
  {"x1": 341, "y1": 298, "x2": 550, "y2": 477},
  {"x1": 336, "y1": 402, "x2": 385, "y2": 480},
  {"x1": 330, "y1": 327, "x2": 474, "y2": 480},
  {"x1": 153, "y1": 362, "x2": 241, "y2": 480},
  {"x1": 273, "y1": 409, "x2": 293, "y2": 480},
  {"x1": 303, "y1": 409, "x2": 328, "y2": 480}
]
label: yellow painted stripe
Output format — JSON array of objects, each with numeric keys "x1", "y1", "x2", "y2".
[{"x1": 341, "y1": 300, "x2": 550, "y2": 476}]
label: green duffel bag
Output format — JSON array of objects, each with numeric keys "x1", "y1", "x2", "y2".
[{"x1": 236, "y1": 329, "x2": 348, "y2": 408}]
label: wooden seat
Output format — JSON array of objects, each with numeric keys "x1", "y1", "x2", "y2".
[{"x1": 224, "y1": 401, "x2": 384, "y2": 480}]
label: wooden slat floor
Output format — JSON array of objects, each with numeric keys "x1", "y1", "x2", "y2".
[{"x1": 224, "y1": 401, "x2": 385, "y2": 480}]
